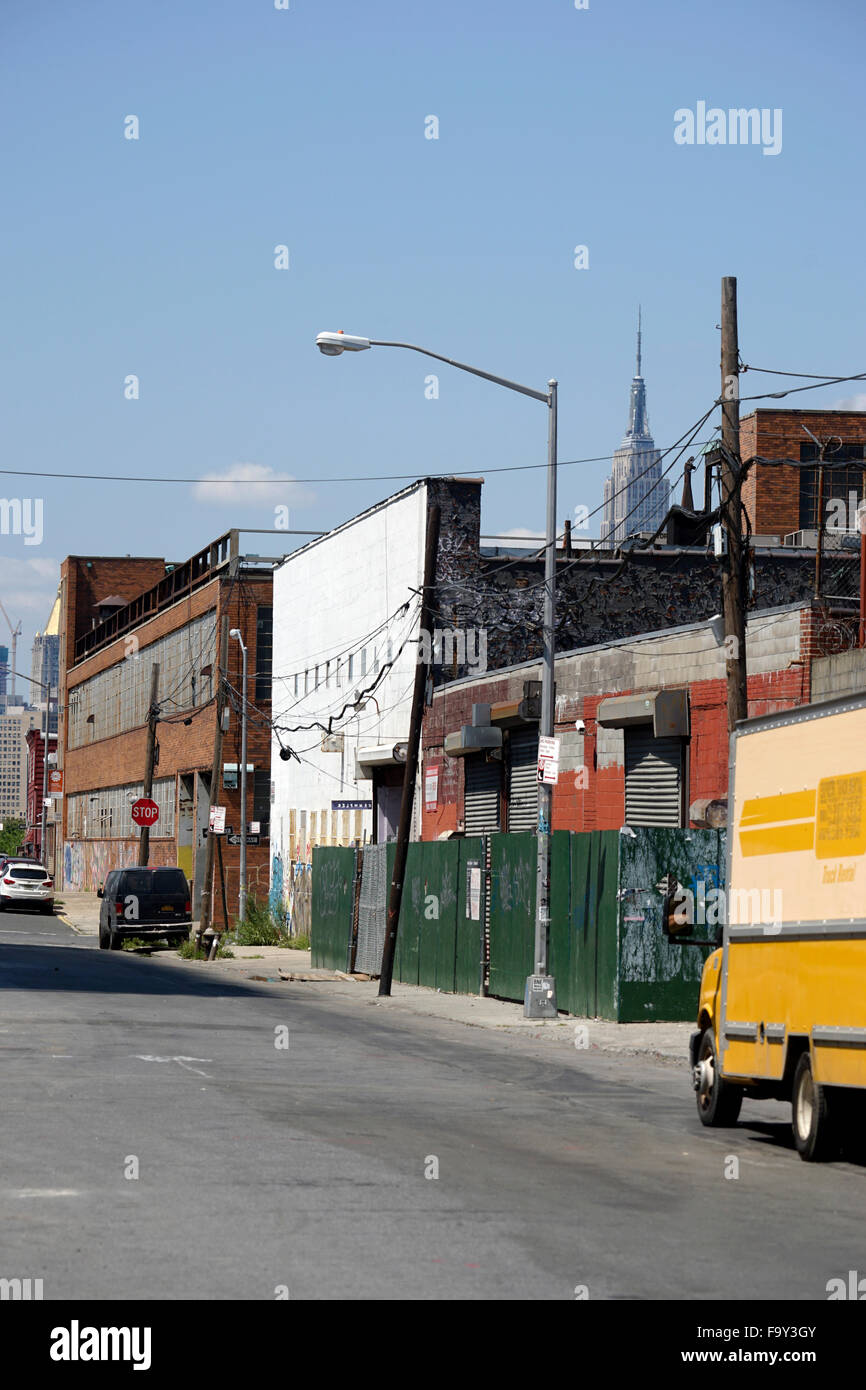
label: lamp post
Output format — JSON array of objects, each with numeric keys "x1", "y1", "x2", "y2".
[
  {"x1": 315, "y1": 331, "x2": 559, "y2": 1016},
  {"x1": 229, "y1": 629, "x2": 248, "y2": 926}
]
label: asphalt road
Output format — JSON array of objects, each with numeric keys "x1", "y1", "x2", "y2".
[{"x1": 1, "y1": 908, "x2": 865, "y2": 1301}]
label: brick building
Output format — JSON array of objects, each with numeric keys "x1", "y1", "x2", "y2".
[
  {"x1": 270, "y1": 454, "x2": 860, "y2": 867},
  {"x1": 740, "y1": 407, "x2": 866, "y2": 541},
  {"x1": 57, "y1": 533, "x2": 273, "y2": 927},
  {"x1": 421, "y1": 600, "x2": 861, "y2": 839},
  {"x1": 24, "y1": 726, "x2": 58, "y2": 860}
]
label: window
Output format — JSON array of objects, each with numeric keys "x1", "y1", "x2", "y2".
[
  {"x1": 253, "y1": 770, "x2": 270, "y2": 838},
  {"x1": 348, "y1": 654, "x2": 354, "y2": 681},
  {"x1": 255, "y1": 606, "x2": 273, "y2": 703},
  {"x1": 799, "y1": 442, "x2": 866, "y2": 532},
  {"x1": 294, "y1": 674, "x2": 299, "y2": 697}
]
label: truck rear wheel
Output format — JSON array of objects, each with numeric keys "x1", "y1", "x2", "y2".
[
  {"x1": 792, "y1": 1052, "x2": 840, "y2": 1162},
  {"x1": 696, "y1": 1029, "x2": 743, "y2": 1127}
]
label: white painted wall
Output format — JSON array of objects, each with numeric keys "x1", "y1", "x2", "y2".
[{"x1": 271, "y1": 483, "x2": 428, "y2": 862}]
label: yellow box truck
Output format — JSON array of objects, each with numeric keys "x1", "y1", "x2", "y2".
[{"x1": 668, "y1": 693, "x2": 866, "y2": 1161}]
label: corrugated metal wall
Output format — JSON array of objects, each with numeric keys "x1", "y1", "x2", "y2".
[
  {"x1": 464, "y1": 757, "x2": 501, "y2": 833},
  {"x1": 507, "y1": 728, "x2": 538, "y2": 832},
  {"x1": 624, "y1": 731, "x2": 684, "y2": 826}
]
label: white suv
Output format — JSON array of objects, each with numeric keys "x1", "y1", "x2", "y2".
[{"x1": 0, "y1": 863, "x2": 54, "y2": 913}]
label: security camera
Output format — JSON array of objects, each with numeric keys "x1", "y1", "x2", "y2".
[{"x1": 575, "y1": 719, "x2": 585, "y2": 733}]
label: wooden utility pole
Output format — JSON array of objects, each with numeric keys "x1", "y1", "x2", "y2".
[
  {"x1": 137, "y1": 663, "x2": 160, "y2": 866},
  {"x1": 199, "y1": 617, "x2": 230, "y2": 939},
  {"x1": 379, "y1": 504, "x2": 441, "y2": 997},
  {"x1": 720, "y1": 276, "x2": 748, "y2": 731}
]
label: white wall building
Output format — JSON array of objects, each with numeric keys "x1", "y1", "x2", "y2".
[{"x1": 271, "y1": 481, "x2": 434, "y2": 861}]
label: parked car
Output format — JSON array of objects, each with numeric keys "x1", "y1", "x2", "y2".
[
  {"x1": 0, "y1": 862, "x2": 54, "y2": 913},
  {"x1": 97, "y1": 867, "x2": 192, "y2": 950}
]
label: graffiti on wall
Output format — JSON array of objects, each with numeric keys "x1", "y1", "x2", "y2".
[
  {"x1": 63, "y1": 840, "x2": 176, "y2": 893},
  {"x1": 269, "y1": 851, "x2": 313, "y2": 934},
  {"x1": 269, "y1": 852, "x2": 286, "y2": 924}
]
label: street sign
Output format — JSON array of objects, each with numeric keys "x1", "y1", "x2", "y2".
[
  {"x1": 209, "y1": 806, "x2": 226, "y2": 834},
  {"x1": 48, "y1": 769, "x2": 64, "y2": 797},
  {"x1": 537, "y1": 735, "x2": 561, "y2": 785},
  {"x1": 227, "y1": 833, "x2": 260, "y2": 847},
  {"x1": 131, "y1": 797, "x2": 159, "y2": 827}
]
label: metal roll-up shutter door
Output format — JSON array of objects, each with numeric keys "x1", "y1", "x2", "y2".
[
  {"x1": 624, "y1": 730, "x2": 684, "y2": 826},
  {"x1": 508, "y1": 727, "x2": 539, "y2": 833},
  {"x1": 464, "y1": 757, "x2": 501, "y2": 834}
]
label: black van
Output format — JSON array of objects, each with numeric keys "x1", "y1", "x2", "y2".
[{"x1": 97, "y1": 867, "x2": 192, "y2": 950}]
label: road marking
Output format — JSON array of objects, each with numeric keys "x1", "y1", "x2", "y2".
[
  {"x1": 10, "y1": 1189, "x2": 80, "y2": 1198},
  {"x1": 134, "y1": 1054, "x2": 214, "y2": 1078}
]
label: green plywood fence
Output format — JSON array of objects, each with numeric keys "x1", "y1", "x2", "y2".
[
  {"x1": 311, "y1": 828, "x2": 726, "y2": 1021},
  {"x1": 549, "y1": 830, "x2": 621, "y2": 1019},
  {"x1": 487, "y1": 832, "x2": 536, "y2": 1002},
  {"x1": 310, "y1": 846, "x2": 357, "y2": 970},
  {"x1": 395, "y1": 837, "x2": 486, "y2": 993},
  {"x1": 614, "y1": 827, "x2": 723, "y2": 1022}
]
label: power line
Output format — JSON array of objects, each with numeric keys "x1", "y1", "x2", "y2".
[
  {"x1": 0, "y1": 443, "x2": 718, "y2": 488},
  {"x1": 742, "y1": 365, "x2": 866, "y2": 383}
]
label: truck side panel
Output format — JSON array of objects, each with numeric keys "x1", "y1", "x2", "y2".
[{"x1": 720, "y1": 697, "x2": 866, "y2": 1090}]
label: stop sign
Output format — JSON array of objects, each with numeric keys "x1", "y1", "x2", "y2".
[{"x1": 131, "y1": 797, "x2": 159, "y2": 827}]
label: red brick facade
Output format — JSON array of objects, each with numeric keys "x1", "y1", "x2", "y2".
[
  {"x1": 421, "y1": 605, "x2": 825, "y2": 839},
  {"x1": 740, "y1": 408, "x2": 866, "y2": 540},
  {"x1": 58, "y1": 547, "x2": 272, "y2": 927}
]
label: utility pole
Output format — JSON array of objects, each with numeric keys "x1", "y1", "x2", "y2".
[
  {"x1": 379, "y1": 504, "x2": 440, "y2": 997},
  {"x1": 199, "y1": 618, "x2": 230, "y2": 940},
  {"x1": 526, "y1": 379, "x2": 559, "y2": 1019},
  {"x1": 137, "y1": 664, "x2": 160, "y2": 866},
  {"x1": 720, "y1": 276, "x2": 748, "y2": 731},
  {"x1": 230, "y1": 629, "x2": 249, "y2": 925}
]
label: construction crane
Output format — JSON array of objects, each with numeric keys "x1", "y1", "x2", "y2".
[{"x1": 0, "y1": 599, "x2": 22, "y2": 704}]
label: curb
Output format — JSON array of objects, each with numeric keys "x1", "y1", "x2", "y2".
[{"x1": 56, "y1": 913, "x2": 96, "y2": 937}]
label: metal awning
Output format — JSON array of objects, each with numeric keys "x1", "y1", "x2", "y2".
[
  {"x1": 355, "y1": 742, "x2": 408, "y2": 780},
  {"x1": 444, "y1": 726, "x2": 503, "y2": 758},
  {"x1": 596, "y1": 689, "x2": 689, "y2": 738}
]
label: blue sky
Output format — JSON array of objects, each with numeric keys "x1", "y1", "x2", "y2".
[{"x1": 1, "y1": 0, "x2": 864, "y2": 669}]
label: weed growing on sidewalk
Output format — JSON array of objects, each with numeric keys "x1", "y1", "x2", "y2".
[
  {"x1": 233, "y1": 895, "x2": 286, "y2": 946},
  {"x1": 279, "y1": 934, "x2": 310, "y2": 950},
  {"x1": 178, "y1": 940, "x2": 234, "y2": 961}
]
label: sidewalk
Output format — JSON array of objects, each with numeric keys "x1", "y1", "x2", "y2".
[
  {"x1": 54, "y1": 890, "x2": 692, "y2": 1062},
  {"x1": 54, "y1": 891, "x2": 101, "y2": 935}
]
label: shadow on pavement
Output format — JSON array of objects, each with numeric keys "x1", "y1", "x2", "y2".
[
  {"x1": 740, "y1": 1117, "x2": 866, "y2": 1169},
  {"x1": 0, "y1": 941, "x2": 274, "y2": 999}
]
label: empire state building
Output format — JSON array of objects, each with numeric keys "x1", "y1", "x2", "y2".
[{"x1": 601, "y1": 313, "x2": 669, "y2": 545}]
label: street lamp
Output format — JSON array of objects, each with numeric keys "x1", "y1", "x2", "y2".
[
  {"x1": 316, "y1": 331, "x2": 559, "y2": 1017},
  {"x1": 229, "y1": 629, "x2": 248, "y2": 927}
]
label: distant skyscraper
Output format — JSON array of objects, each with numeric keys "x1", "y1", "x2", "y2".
[
  {"x1": 31, "y1": 588, "x2": 60, "y2": 734},
  {"x1": 601, "y1": 312, "x2": 670, "y2": 546}
]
